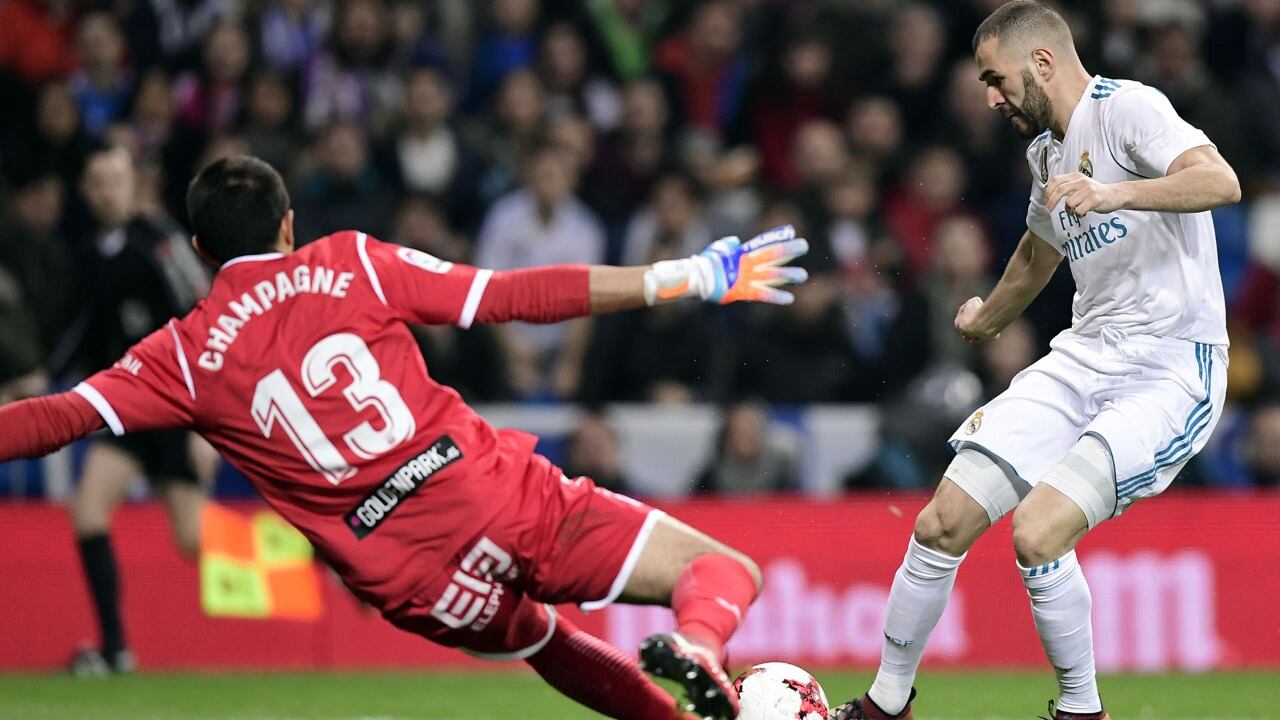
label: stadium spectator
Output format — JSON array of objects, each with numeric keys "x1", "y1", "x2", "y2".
[
  {"x1": 6, "y1": 81, "x2": 92, "y2": 188},
  {"x1": 0, "y1": 164, "x2": 74, "y2": 367},
  {"x1": 939, "y1": 59, "x2": 1016, "y2": 208},
  {"x1": 242, "y1": 71, "x2": 301, "y2": 175},
  {"x1": 978, "y1": 317, "x2": 1038, "y2": 399},
  {"x1": 733, "y1": 272, "x2": 861, "y2": 404},
  {"x1": 695, "y1": 402, "x2": 798, "y2": 495},
  {"x1": 467, "y1": 0, "x2": 541, "y2": 110},
  {"x1": 471, "y1": 68, "x2": 547, "y2": 206},
  {"x1": 146, "y1": 0, "x2": 237, "y2": 63},
  {"x1": 377, "y1": 65, "x2": 484, "y2": 230},
  {"x1": 0, "y1": 266, "x2": 43, "y2": 403},
  {"x1": 921, "y1": 216, "x2": 994, "y2": 369},
  {"x1": 581, "y1": 225, "x2": 722, "y2": 405},
  {"x1": 390, "y1": 193, "x2": 470, "y2": 263},
  {"x1": 585, "y1": 76, "x2": 673, "y2": 232},
  {"x1": 1093, "y1": 0, "x2": 1146, "y2": 77},
  {"x1": 303, "y1": 0, "x2": 401, "y2": 135},
  {"x1": 127, "y1": 70, "x2": 176, "y2": 165},
  {"x1": 1238, "y1": 17, "x2": 1280, "y2": 190},
  {"x1": 580, "y1": 297, "x2": 720, "y2": 405},
  {"x1": 1245, "y1": 401, "x2": 1280, "y2": 487},
  {"x1": 583, "y1": 0, "x2": 669, "y2": 82},
  {"x1": 547, "y1": 112, "x2": 596, "y2": 185},
  {"x1": 878, "y1": 4, "x2": 949, "y2": 138},
  {"x1": 655, "y1": 0, "x2": 747, "y2": 136},
  {"x1": 839, "y1": 236, "x2": 933, "y2": 402},
  {"x1": 0, "y1": 0, "x2": 79, "y2": 88},
  {"x1": 475, "y1": 141, "x2": 604, "y2": 399},
  {"x1": 387, "y1": 0, "x2": 450, "y2": 70},
  {"x1": 1139, "y1": 21, "x2": 1247, "y2": 179},
  {"x1": 748, "y1": 31, "x2": 846, "y2": 190},
  {"x1": 681, "y1": 132, "x2": 763, "y2": 241},
  {"x1": 789, "y1": 119, "x2": 852, "y2": 244},
  {"x1": 819, "y1": 162, "x2": 886, "y2": 275},
  {"x1": 621, "y1": 171, "x2": 711, "y2": 266},
  {"x1": 539, "y1": 21, "x2": 621, "y2": 130},
  {"x1": 562, "y1": 412, "x2": 632, "y2": 494},
  {"x1": 882, "y1": 145, "x2": 971, "y2": 278},
  {"x1": 845, "y1": 96, "x2": 906, "y2": 183},
  {"x1": 258, "y1": 0, "x2": 331, "y2": 73},
  {"x1": 174, "y1": 20, "x2": 251, "y2": 140},
  {"x1": 70, "y1": 12, "x2": 132, "y2": 138},
  {"x1": 294, "y1": 120, "x2": 396, "y2": 241},
  {"x1": 393, "y1": 195, "x2": 510, "y2": 402}
]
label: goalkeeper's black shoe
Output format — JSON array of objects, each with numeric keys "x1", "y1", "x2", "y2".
[
  {"x1": 68, "y1": 646, "x2": 135, "y2": 677},
  {"x1": 1038, "y1": 699, "x2": 1110, "y2": 720},
  {"x1": 638, "y1": 632, "x2": 738, "y2": 720},
  {"x1": 831, "y1": 688, "x2": 916, "y2": 720}
]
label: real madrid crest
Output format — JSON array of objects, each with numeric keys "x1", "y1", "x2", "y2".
[
  {"x1": 1078, "y1": 149, "x2": 1093, "y2": 178},
  {"x1": 965, "y1": 410, "x2": 984, "y2": 435},
  {"x1": 1039, "y1": 146, "x2": 1049, "y2": 183}
]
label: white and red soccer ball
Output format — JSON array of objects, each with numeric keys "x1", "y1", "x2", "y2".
[{"x1": 733, "y1": 662, "x2": 829, "y2": 720}]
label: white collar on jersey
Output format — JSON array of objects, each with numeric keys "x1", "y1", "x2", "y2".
[{"x1": 221, "y1": 252, "x2": 286, "y2": 269}]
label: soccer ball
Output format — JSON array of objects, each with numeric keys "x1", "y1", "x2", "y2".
[{"x1": 733, "y1": 662, "x2": 829, "y2": 720}]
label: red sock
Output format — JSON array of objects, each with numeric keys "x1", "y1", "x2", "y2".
[
  {"x1": 671, "y1": 554, "x2": 759, "y2": 663},
  {"x1": 527, "y1": 614, "x2": 685, "y2": 720}
]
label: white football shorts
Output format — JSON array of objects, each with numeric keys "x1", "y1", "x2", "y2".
[{"x1": 949, "y1": 328, "x2": 1227, "y2": 522}]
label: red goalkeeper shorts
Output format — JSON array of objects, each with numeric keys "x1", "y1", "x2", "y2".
[{"x1": 384, "y1": 452, "x2": 662, "y2": 659}]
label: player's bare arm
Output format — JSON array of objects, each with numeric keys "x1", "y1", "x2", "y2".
[
  {"x1": 1045, "y1": 145, "x2": 1240, "y2": 216},
  {"x1": 954, "y1": 229, "x2": 1062, "y2": 343}
]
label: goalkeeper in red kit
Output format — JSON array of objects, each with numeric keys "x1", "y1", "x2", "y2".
[{"x1": 0, "y1": 156, "x2": 809, "y2": 720}]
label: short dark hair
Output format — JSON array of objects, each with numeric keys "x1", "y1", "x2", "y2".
[
  {"x1": 972, "y1": 0, "x2": 1072, "y2": 54},
  {"x1": 186, "y1": 156, "x2": 290, "y2": 264}
]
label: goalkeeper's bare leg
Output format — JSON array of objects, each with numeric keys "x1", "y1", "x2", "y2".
[{"x1": 620, "y1": 515, "x2": 763, "y2": 720}]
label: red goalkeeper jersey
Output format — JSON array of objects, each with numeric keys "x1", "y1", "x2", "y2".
[{"x1": 73, "y1": 231, "x2": 542, "y2": 609}]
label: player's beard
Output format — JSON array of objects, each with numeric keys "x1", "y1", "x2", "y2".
[{"x1": 1005, "y1": 69, "x2": 1054, "y2": 138}]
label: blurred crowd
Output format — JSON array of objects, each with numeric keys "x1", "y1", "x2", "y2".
[{"x1": 2, "y1": 0, "x2": 1280, "y2": 493}]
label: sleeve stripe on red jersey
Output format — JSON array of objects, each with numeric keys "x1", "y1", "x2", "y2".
[
  {"x1": 355, "y1": 232, "x2": 389, "y2": 306},
  {"x1": 457, "y1": 269, "x2": 493, "y2": 329},
  {"x1": 168, "y1": 320, "x2": 196, "y2": 401},
  {"x1": 72, "y1": 382, "x2": 125, "y2": 436}
]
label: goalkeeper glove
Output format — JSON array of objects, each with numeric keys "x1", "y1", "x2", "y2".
[{"x1": 643, "y1": 225, "x2": 809, "y2": 306}]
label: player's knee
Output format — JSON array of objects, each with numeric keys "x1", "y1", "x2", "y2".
[
  {"x1": 912, "y1": 504, "x2": 971, "y2": 556},
  {"x1": 691, "y1": 549, "x2": 763, "y2": 594},
  {"x1": 69, "y1": 494, "x2": 109, "y2": 536},
  {"x1": 173, "y1": 524, "x2": 200, "y2": 558},
  {"x1": 735, "y1": 553, "x2": 763, "y2": 593},
  {"x1": 1011, "y1": 510, "x2": 1060, "y2": 567}
]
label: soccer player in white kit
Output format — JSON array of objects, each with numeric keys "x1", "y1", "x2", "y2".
[{"x1": 832, "y1": 3, "x2": 1241, "y2": 720}]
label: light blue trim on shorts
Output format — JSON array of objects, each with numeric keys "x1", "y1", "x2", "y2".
[{"x1": 1115, "y1": 343, "x2": 1214, "y2": 500}]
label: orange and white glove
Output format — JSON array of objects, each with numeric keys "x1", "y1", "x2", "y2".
[{"x1": 643, "y1": 225, "x2": 810, "y2": 306}]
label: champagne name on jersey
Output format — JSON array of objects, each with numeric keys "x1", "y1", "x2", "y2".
[{"x1": 199, "y1": 264, "x2": 356, "y2": 372}]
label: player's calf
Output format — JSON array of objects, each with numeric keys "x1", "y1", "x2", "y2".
[
  {"x1": 526, "y1": 614, "x2": 690, "y2": 720},
  {"x1": 620, "y1": 515, "x2": 761, "y2": 718}
]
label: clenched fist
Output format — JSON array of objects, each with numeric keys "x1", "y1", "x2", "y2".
[{"x1": 955, "y1": 296, "x2": 999, "y2": 343}]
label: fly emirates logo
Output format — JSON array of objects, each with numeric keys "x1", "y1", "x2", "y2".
[
  {"x1": 198, "y1": 264, "x2": 356, "y2": 372},
  {"x1": 1057, "y1": 208, "x2": 1129, "y2": 263}
]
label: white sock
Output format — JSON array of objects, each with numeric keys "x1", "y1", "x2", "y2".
[
  {"x1": 868, "y1": 536, "x2": 965, "y2": 715},
  {"x1": 1020, "y1": 551, "x2": 1102, "y2": 714}
]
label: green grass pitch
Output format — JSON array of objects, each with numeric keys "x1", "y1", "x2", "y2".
[{"x1": 1, "y1": 671, "x2": 1277, "y2": 719}]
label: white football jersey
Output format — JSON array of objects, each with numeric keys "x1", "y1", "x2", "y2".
[{"x1": 1025, "y1": 76, "x2": 1228, "y2": 345}]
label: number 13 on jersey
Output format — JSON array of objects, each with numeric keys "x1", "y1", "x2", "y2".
[{"x1": 251, "y1": 333, "x2": 416, "y2": 485}]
